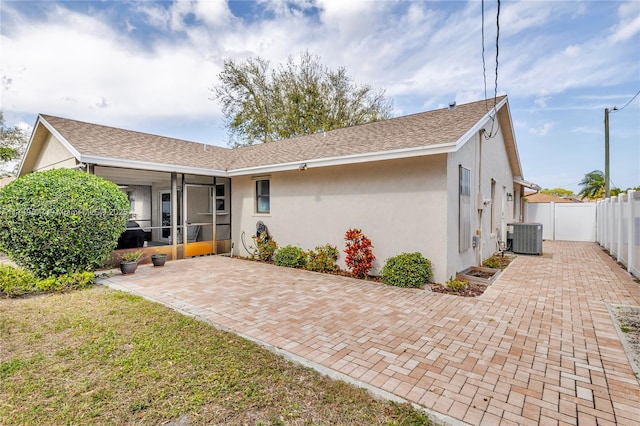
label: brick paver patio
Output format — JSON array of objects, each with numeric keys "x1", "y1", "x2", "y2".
[{"x1": 100, "y1": 241, "x2": 640, "y2": 425}]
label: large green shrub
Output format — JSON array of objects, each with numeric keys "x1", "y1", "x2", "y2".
[
  {"x1": 381, "y1": 252, "x2": 433, "y2": 288},
  {"x1": 0, "y1": 169, "x2": 129, "y2": 278},
  {"x1": 274, "y1": 245, "x2": 306, "y2": 268}
]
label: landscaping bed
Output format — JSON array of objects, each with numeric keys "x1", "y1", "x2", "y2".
[
  {"x1": 456, "y1": 266, "x2": 501, "y2": 286},
  {"x1": 610, "y1": 304, "x2": 640, "y2": 383},
  {"x1": 429, "y1": 282, "x2": 489, "y2": 297}
]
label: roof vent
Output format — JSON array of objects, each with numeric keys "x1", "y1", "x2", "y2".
[{"x1": 448, "y1": 101, "x2": 457, "y2": 111}]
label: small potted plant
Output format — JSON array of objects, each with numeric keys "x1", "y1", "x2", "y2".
[
  {"x1": 151, "y1": 251, "x2": 167, "y2": 267},
  {"x1": 120, "y1": 250, "x2": 143, "y2": 274}
]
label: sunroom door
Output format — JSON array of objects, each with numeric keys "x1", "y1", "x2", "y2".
[{"x1": 183, "y1": 183, "x2": 216, "y2": 257}]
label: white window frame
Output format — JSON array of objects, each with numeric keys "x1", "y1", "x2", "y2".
[
  {"x1": 256, "y1": 179, "x2": 270, "y2": 214},
  {"x1": 209, "y1": 182, "x2": 228, "y2": 215},
  {"x1": 459, "y1": 166, "x2": 472, "y2": 252}
]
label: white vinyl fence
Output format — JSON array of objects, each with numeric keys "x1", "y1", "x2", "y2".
[
  {"x1": 525, "y1": 202, "x2": 597, "y2": 242},
  {"x1": 597, "y1": 190, "x2": 640, "y2": 280}
]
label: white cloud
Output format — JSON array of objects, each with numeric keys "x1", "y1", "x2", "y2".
[
  {"x1": 193, "y1": 0, "x2": 233, "y2": 26},
  {"x1": 0, "y1": 4, "x2": 220, "y2": 127},
  {"x1": 136, "y1": 3, "x2": 171, "y2": 30},
  {"x1": 534, "y1": 96, "x2": 551, "y2": 108},
  {"x1": 529, "y1": 122, "x2": 554, "y2": 136},
  {"x1": 609, "y1": 0, "x2": 640, "y2": 43}
]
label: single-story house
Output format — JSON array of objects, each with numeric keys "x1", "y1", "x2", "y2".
[{"x1": 17, "y1": 95, "x2": 538, "y2": 282}]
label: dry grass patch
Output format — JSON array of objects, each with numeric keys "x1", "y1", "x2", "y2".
[{"x1": 0, "y1": 286, "x2": 431, "y2": 425}]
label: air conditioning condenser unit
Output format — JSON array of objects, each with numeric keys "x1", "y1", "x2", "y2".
[{"x1": 507, "y1": 223, "x2": 543, "y2": 255}]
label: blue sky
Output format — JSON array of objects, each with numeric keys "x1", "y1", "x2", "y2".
[{"x1": 1, "y1": 0, "x2": 638, "y2": 192}]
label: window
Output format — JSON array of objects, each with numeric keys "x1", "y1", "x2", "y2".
[
  {"x1": 490, "y1": 179, "x2": 496, "y2": 233},
  {"x1": 459, "y1": 166, "x2": 472, "y2": 251},
  {"x1": 256, "y1": 179, "x2": 270, "y2": 214}
]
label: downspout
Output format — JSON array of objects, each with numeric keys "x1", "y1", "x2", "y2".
[
  {"x1": 520, "y1": 185, "x2": 540, "y2": 222},
  {"x1": 477, "y1": 130, "x2": 484, "y2": 266}
]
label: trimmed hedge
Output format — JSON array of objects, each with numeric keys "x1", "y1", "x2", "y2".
[
  {"x1": 381, "y1": 252, "x2": 433, "y2": 288},
  {"x1": 274, "y1": 245, "x2": 306, "y2": 268},
  {"x1": 0, "y1": 169, "x2": 129, "y2": 278}
]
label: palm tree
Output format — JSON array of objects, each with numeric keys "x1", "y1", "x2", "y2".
[
  {"x1": 578, "y1": 170, "x2": 605, "y2": 199},
  {"x1": 578, "y1": 170, "x2": 605, "y2": 200},
  {"x1": 577, "y1": 171, "x2": 623, "y2": 199}
]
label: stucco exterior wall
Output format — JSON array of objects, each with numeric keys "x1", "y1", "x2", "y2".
[
  {"x1": 446, "y1": 120, "x2": 517, "y2": 277},
  {"x1": 32, "y1": 133, "x2": 77, "y2": 171},
  {"x1": 231, "y1": 155, "x2": 450, "y2": 282}
]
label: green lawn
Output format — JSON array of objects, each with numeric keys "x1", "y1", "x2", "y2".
[{"x1": 1, "y1": 286, "x2": 431, "y2": 425}]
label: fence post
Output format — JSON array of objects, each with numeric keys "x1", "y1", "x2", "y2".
[
  {"x1": 629, "y1": 190, "x2": 636, "y2": 276},
  {"x1": 617, "y1": 194, "x2": 624, "y2": 262},
  {"x1": 607, "y1": 198, "x2": 613, "y2": 252},
  {"x1": 604, "y1": 198, "x2": 609, "y2": 248}
]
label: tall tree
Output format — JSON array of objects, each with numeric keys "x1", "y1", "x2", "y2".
[
  {"x1": 0, "y1": 112, "x2": 28, "y2": 176},
  {"x1": 540, "y1": 188, "x2": 575, "y2": 198},
  {"x1": 212, "y1": 51, "x2": 393, "y2": 146}
]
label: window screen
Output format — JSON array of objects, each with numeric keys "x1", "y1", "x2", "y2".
[
  {"x1": 256, "y1": 180, "x2": 270, "y2": 214},
  {"x1": 459, "y1": 166, "x2": 472, "y2": 251}
]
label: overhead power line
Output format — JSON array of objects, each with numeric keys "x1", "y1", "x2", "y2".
[
  {"x1": 481, "y1": 0, "x2": 501, "y2": 139},
  {"x1": 611, "y1": 89, "x2": 640, "y2": 114}
]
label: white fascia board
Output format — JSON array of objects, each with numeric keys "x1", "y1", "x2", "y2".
[
  {"x1": 514, "y1": 177, "x2": 541, "y2": 191},
  {"x1": 18, "y1": 115, "x2": 82, "y2": 176},
  {"x1": 452, "y1": 96, "x2": 509, "y2": 151},
  {"x1": 80, "y1": 155, "x2": 227, "y2": 176},
  {"x1": 38, "y1": 116, "x2": 83, "y2": 159},
  {"x1": 17, "y1": 118, "x2": 41, "y2": 176},
  {"x1": 227, "y1": 142, "x2": 457, "y2": 176},
  {"x1": 500, "y1": 99, "x2": 523, "y2": 174}
]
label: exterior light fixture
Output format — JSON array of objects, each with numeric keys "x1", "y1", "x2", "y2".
[
  {"x1": 298, "y1": 163, "x2": 307, "y2": 171},
  {"x1": 507, "y1": 192, "x2": 513, "y2": 201}
]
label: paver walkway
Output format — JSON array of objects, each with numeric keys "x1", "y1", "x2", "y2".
[{"x1": 100, "y1": 241, "x2": 640, "y2": 425}]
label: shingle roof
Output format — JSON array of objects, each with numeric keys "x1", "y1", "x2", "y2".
[
  {"x1": 524, "y1": 192, "x2": 576, "y2": 203},
  {"x1": 40, "y1": 115, "x2": 234, "y2": 171},
  {"x1": 37, "y1": 96, "x2": 507, "y2": 173},
  {"x1": 228, "y1": 96, "x2": 505, "y2": 169}
]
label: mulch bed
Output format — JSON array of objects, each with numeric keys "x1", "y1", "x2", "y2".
[
  {"x1": 463, "y1": 269, "x2": 496, "y2": 279},
  {"x1": 429, "y1": 282, "x2": 488, "y2": 297}
]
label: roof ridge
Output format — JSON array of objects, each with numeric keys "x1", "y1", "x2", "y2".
[
  {"x1": 40, "y1": 114, "x2": 230, "y2": 150},
  {"x1": 232, "y1": 95, "x2": 508, "y2": 153}
]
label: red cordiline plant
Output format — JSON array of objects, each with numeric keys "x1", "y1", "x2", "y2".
[{"x1": 344, "y1": 228, "x2": 375, "y2": 278}]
